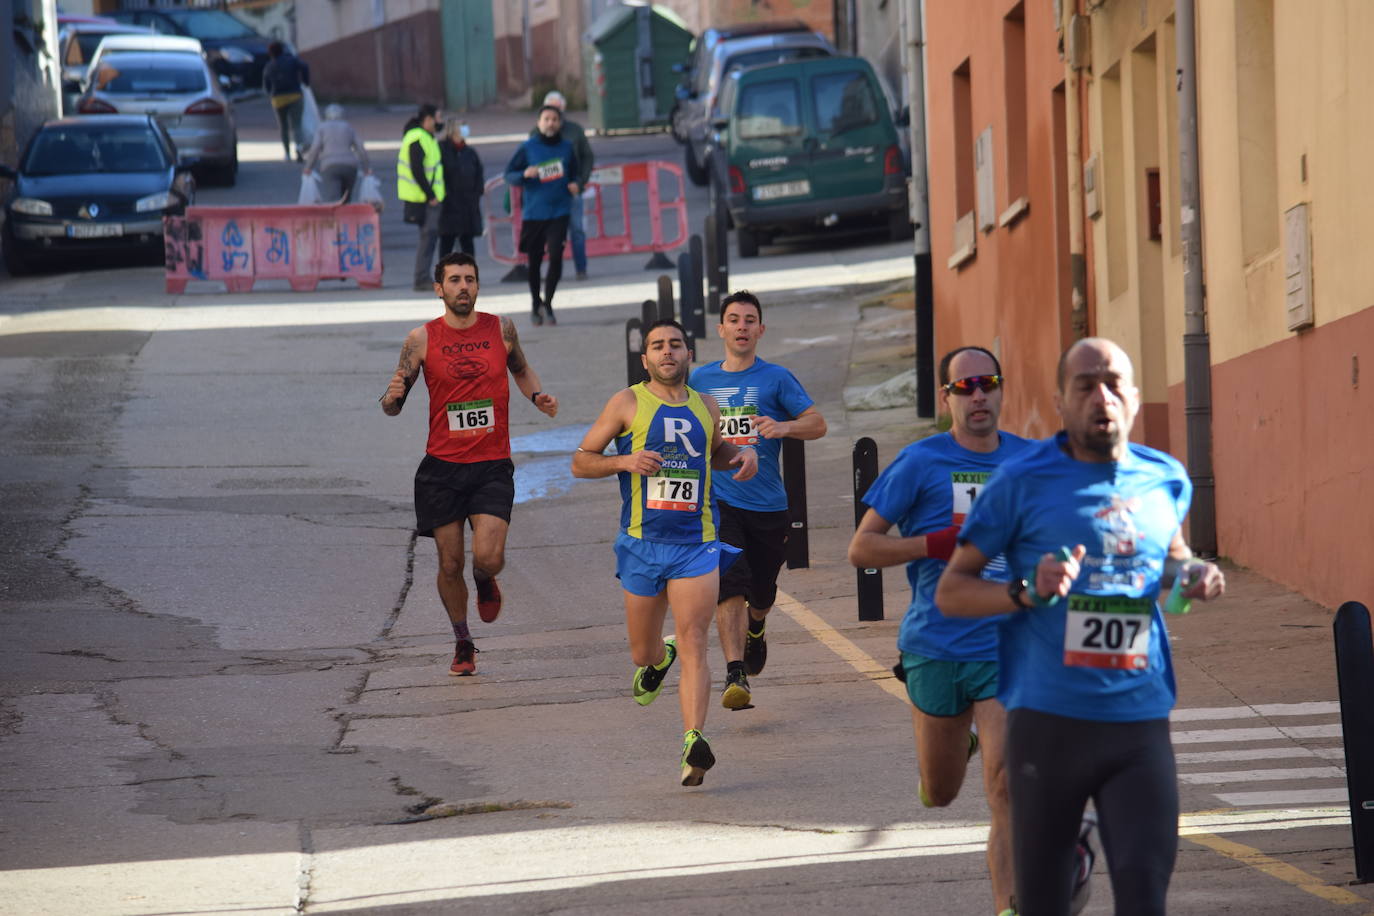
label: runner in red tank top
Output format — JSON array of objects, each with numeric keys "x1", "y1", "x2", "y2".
[{"x1": 381, "y1": 252, "x2": 559, "y2": 676}]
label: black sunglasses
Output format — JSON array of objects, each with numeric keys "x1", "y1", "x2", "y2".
[{"x1": 943, "y1": 374, "x2": 1003, "y2": 395}]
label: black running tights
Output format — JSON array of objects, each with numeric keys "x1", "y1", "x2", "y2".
[
  {"x1": 527, "y1": 218, "x2": 568, "y2": 309},
  {"x1": 1006, "y1": 708, "x2": 1178, "y2": 916}
]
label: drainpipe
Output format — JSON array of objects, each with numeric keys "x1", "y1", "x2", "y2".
[
  {"x1": 1175, "y1": 0, "x2": 1217, "y2": 555},
  {"x1": 1063, "y1": 0, "x2": 1088, "y2": 339},
  {"x1": 900, "y1": 0, "x2": 934, "y2": 418}
]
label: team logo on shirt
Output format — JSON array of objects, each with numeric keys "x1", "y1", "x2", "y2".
[
  {"x1": 448, "y1": 356, "x2": 488, "y2": 380},
  {"x1": 1094, "y1": 494, "x2": 1141, "y2": 557}
]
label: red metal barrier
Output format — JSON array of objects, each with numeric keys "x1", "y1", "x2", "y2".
[
  {"x1": 163, "y1": 203, "x2": 383, "y2": 293},
  {"x1": 484, "y1": 160, "x2": 689, "y2": 265}
]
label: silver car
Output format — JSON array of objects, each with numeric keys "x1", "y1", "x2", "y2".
[
  {"x1": 58, "y1": 22, "x2": 156, "y2": 114},
  {"x1": 76, "y1": 50, "x2": 238, "y2": 185}
]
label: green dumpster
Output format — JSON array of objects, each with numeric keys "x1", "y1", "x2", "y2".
[{"x1": 584, "y1": 3, "x2": 692, "y2": 132}]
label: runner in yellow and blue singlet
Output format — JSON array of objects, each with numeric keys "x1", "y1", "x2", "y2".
[
  {"x1": 573, "y1": 320, "x2": 757, "y2": 789},
  {"x1": 614, "y1": 383, "x2": 718, "y2": 548}
]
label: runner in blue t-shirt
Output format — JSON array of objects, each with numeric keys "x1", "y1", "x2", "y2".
[
  {"x1": 937, "y1": 338, "x2": 1226, "y2": 916},
  {"x1": 848, "y1": 346, "x2": 1033, "y2": 916},
  {"x1": 689, "y1": 291, "x2": 826, "y2": 710}
]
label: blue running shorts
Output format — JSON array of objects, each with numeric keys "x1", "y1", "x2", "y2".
[
  {"x1": 614, "y1": 533, "x2": 740, "y2": 597},
  {"x1": 899, "y1": 651, "x2": 998, "y2": 717}
]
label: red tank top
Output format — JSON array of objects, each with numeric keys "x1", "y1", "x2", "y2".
[{"x1": 423, "y1": 313, "x2": 511, "y2": 463}]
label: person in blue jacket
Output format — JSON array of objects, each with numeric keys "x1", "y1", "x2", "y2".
[{"x1": 504, "y1": 106, "x2": 579, "y2": 327}]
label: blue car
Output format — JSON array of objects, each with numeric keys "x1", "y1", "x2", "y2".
[{"x1": 0, "y1": 115, "x2": 195, "y2": 275}]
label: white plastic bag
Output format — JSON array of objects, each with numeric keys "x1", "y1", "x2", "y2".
[
  {"x1": 297, "y1": 172, "x2": 322, "y2": 205},
  {"x1": 356, "y1": 172, "x2": 384, "y2": 212},
  {"x1": 298, "y1": 85, "x2": 320, "y2": 151}
]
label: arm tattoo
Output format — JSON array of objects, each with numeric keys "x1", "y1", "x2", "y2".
[
  {"x1": 398, "y1": 340, "x2": 420, "y2": 392},
  {"x1": 502, "y1": 317, "x2": 529, "y2": 374}
]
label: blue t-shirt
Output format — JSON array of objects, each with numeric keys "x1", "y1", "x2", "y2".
[
  {"x1": 959, "y1": 432, "x2": 1193, "y2": 722},
  {"x1": 861, "y1": 431, "x2": 1032, "y2": 661},
  {"x1": 689, "y1": 358, "x2": 814, "y2": 512}
]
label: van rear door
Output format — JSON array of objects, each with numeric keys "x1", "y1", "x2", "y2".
[
  {"x1": 802, "y1": 58, "x2": 891, "y2": 203},
  {"x1": 731, "y1": 71, "x2": 812, "y2": 209}
]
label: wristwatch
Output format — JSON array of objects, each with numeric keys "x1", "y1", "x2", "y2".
[{"x1": 1007, "y1": 577, "x2": 1034, "y2": 610}]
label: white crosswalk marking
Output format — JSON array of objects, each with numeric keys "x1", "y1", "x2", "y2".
[{"x1": 1170, "y1": 703, "x2": 1347, "y2": 809}]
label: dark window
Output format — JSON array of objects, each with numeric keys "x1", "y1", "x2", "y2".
[
  {"x1": 97, "y1": 57, "x2": 207, "y2": 94},
  {"x1": 812, "y1": 71, "x2": 878, "y2": 135},
  {"x1": 1146, "y1": 168, "x2": 1162, "y2": 241},
  {"x1": 24, "y1": 126, "x2": 167, "y2": 175},
  {"x1": 737, "y1": 79, "x2": 802, "y2": 139},
  {"x1": 163, "y1": 9, "x2": 257, "y2": 40}
]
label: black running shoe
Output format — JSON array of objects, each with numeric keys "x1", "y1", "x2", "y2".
[
  {"x1": 743, "y1": 617, "x2": 767, "y2": 675},
  {"x1": 680, "y1": 729, "x2": 715, "y2": 786},
  {"x1": 721, "y1": 669, "x2": 752, "y2": 710}
]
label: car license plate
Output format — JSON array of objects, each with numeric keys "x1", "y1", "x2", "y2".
[
  {"x1": 753, "y1": 180, "x2": 810, "y2": 201},
  {"x1": 67, "y1": 223, "x2": 124, "y2": 239}
]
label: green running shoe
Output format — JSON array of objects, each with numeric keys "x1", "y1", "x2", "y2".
[
  {"x1": 743, "y1": 616, "x2": 767, "y2": 675},
  {"x1": 680, "y1": 729, "x2": 715, "y2": 786},
  {"x1": 631, "y1": 636, "x2": 677, "y2": 706}
]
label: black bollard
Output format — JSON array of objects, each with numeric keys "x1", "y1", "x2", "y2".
[
  {"x1": 688, "y1": 234, "x2": 706, "y2": 337},
  {"x1": 704, "y1": 213, "x2": 721, "y2": 315},
  {"x1": 853, "y1": 437, "x2": 883, "y2": 621},
  {"x1": 625, "y1": 319, "x2": 647, "y2": 386},
  {"x1": 657, "y1": 275, "x2": 675, "y2": 322},
  {"x1": 712, "y1": 190, "x2": 729, "y2": 310},
  {"x1": 1334, "y1": 600, "x2": 1374, "y2": 883},
  {"x1": 782, "y1": 438, "x2": 809, "y2": 569}
]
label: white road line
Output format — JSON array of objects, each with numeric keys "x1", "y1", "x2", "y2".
[
  {"x1": 1179, "y1": 766, "x2": 1346, "y2": 785},
  {"x1": 1215, "y1": 788, "x2": 1351, "y2": 807},
  {"x1": 1176, "y1": 746, "x2": 1346, "y2": 764},
  {"x1": 1172, "y1": 724, "x2": 1343, "y2": 744},
  {"x1": 1171, "y1": 702, "x2": 1341, "y2": 721}
]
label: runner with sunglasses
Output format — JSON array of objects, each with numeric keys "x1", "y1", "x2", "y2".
[
  {"x1": 848, "y1": 346, "x2": 1040, "y2": 916},
  {"x1": 936, "y1": 338, "x2": 1225, "y2": 916}
]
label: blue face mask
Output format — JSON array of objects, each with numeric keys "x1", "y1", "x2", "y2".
[{"x1": 459, "y1": 123, "x2": 470, "y2": 140}]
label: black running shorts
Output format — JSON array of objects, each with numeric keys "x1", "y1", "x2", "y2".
[
  {"x1": 518, "y1": 215, "x2": 569, "y2": 256},
  {"x1": 414, "y1": 455, "x2": 515, "y2": 536},
  {"x1": 716, "y1": 500, "x2": 790, "y2": 608}
]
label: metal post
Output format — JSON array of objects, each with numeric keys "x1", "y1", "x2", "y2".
[
  {"x1": 852, "y1": 437, "x2": 883, "y2": 621},
  {"x1": 1176, "y1": 0, "x2": 1217, "y2": 555},
  {"x1": 1334, "y1": 601, "x2": 1374, "y2": 883},
  {"x1": 713, "y1": 188, "x2": 729, "y2": 309},
  {"x1": 625, "y1": 319, "x2": 647, "y2": 386},
  {"x1": 782, "y1": 439, "x2": 809, "y2": 569}
]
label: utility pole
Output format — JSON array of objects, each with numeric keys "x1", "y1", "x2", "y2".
[
  {"x1": 1175, "y1": 0, "x2": 1217, "y2": 555},
  {"x1": 900, "y1": 0, "x2": 933, "y2": 418}
]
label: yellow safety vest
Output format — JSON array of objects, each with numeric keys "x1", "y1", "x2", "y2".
[{"x1": 396, "y1": 127, "x2": 445, "y2": 203}]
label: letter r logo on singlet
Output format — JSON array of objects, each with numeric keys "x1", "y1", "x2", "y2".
[{"x1": 662, "y1": 417, "x2": 701, "y2": 457}]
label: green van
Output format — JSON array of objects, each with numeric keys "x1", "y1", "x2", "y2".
[{"x1": 713, "y1": 55, "x2": 910, "y2": 257}]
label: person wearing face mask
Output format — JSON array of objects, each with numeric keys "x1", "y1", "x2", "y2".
[
  {"x1": 504, "y1": 105, "x2": 579, "y2": 326},
  {"x1": 438, "y1": 120, "x2": 484, "y2": 258}
]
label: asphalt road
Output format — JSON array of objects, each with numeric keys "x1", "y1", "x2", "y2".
[{"x1": 0, "y1": 97, "x2": 1369, "y2": 916}]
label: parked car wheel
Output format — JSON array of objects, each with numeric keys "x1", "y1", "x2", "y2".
[
  {"x1": 211, "y1": 151, "x2": 237, "y2": 187},
  {"x1": 684, "y1": 143, "x2": 709, "y2": 187},
  {"x1": 2, "y1": 228, "x2": 33, "y2": 276},
  {"x1": 669, "y1": 104, "x2": 688, "y2": 144},
  {"x1": 737, "y1": 225, "x2": 760, "y2": 258},
  {"x1": 888, "y1": 208, "x2": 913, "y2": 242}
]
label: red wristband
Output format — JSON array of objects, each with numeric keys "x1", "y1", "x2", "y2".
[{"x1": 925, "y1": 525, "x2": 960, "y2": 562}]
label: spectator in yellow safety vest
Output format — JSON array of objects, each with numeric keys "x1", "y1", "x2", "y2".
[{"x1": 398, "y1": 104, "x2": 446, "y2": 292}]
